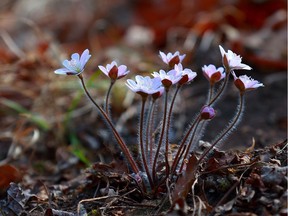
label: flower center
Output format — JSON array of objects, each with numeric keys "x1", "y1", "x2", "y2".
[{"x1": 69, "y1": 59, "x2": 81, "y2": 72}]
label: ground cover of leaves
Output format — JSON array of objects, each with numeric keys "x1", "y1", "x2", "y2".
[{"x1": 0, "y1": 140, "x2": 287, "y2": 215}]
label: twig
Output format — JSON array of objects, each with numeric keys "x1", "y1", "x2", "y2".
[{"x1": 200, "y1": 160, "x2": 258, "y2": 175}]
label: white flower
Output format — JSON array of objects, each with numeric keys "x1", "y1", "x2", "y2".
[
  {"x1": 174, "y1": 64, "x2": 197, "y2": 85},
  {"x1": 55, "y1": 49, "x2": 91, "y2": 75},
  {"x1": 219, "y1": 45, "x2": 252, "y2": 71},
  {"x1": 202, "y1": 64, "x2": 225, "y2": 84},
  {"x1": 98, "y1": 61, "x2": 129, "y2": 80},
  {"x1": 232, "y1": 71, "x2": 264, "y2": 92},
  {"x1": 126, "y1": 75, "x2": 164, "y2": 97},
  {"x1": 152, "y1": 69, "x2": 182, "y2": 88},
  {"x1": 159, "y1": 51, "x2": 186, "y2": 67}
]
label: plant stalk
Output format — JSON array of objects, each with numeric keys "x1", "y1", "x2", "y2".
[
  {"x1": 140, "y1": 97, "x2": 154, "y2": 188},
  {"x1": 198, "y1": 93, "x2": 245, "y2": 164},
  {"x1": 78, "y1": 74, "x2": 140, "y2": 174}
]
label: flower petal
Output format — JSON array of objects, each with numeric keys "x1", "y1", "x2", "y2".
[
  {"x1": 80, "y1": 49, "x2": 91, "y2": 68},
  {"x1": 98, "y1": 65, "x2": 108, "y2": 76},
  {"x1": 62, "y1": 60, "x2": 75, "y2": 71},
  {"x1": 54, "y1": 68, "x2": 74, "y2": 75},
  {"x1": 71, "y1": 53, "x2": 80, "y2": 61}
]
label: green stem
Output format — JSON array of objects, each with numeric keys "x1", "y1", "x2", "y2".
[{"x1": 77, "y1": 74, "x2": 140, "y2": 174}]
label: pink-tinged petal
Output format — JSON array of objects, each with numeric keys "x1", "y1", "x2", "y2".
[
  {"x1": 219, "y1": 45, "x2": 226, "y2": 57},
  {"x1": 117, "y1": 65, "x2": 129, "y2": 77},
  {"x1": 219, "y1": 45, "x2": 252, "y2": 71},
  {"x1": 174, "y1": 63, "x2": 183, "y2": 73},
  {"x1": 174, "y1": 64, "x2": 197, "y2": 85},
  {"x1": 153, "y1": 69, "x2": 182, "y2": 87},
  {"x1": 202, "y1": 64, "x2": 225, "y2": 84},
  {"x1": 159, "y1": 51, "x2": 186, "y2": 67},
  {"x1": 118, "y1": 65, "x2": 127, "y2": 72},
  {"x1": 232, "y1": 71, "x2": 264, "y2": 92},
  {"x1": 235, "y1": 63, "x2": 252, "y2": 70},
  {"x1": 159, "y1": 51, "x2": 168, "y2": 64},
  {"x1": 99, "y1": 61, "x2": 129, "y2": 80},
  {"x1": 179, "y1": 54, "x2": 186, "y2": 62}
]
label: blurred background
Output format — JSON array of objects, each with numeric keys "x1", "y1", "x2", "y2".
[{"x1": 0, "y1": 0, "x2": 286, "y2": 171}]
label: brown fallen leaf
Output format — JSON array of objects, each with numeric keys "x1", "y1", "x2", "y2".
[
  {"x1": 0, "y1": 164, "x2": 22, "y2": 195},
  {"x1": 171, "y1": 154, "x2": 198, "y2": 207}
]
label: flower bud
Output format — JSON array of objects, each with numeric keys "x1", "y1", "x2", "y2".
[{"x1": 200, "y1": 105, "x2": 216, "y2": 120}]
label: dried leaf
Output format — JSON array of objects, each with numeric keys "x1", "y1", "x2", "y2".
[
  {"x1": 0, "y1": 164, "x2": 22, "y2": 194},
  {"x1": 171, "y1": 154, "x2": 198, "y2": 207}
]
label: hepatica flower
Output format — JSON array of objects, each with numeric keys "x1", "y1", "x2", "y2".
[
  {"x1": 232, "y1": 71, "x2": 264, "y2": 93},
  {"x1": 54, "y1": 49, "x2": 91, "y2": 75},
  {"x1": 202, "y1": 64, "x2": 225, "y2": 85},
  {"x1": 126, "y1": 75, "x2": 164, "y2": 97},
  {"x1": 98, "y1": 61, "x2": 129, "y2": 81},
  {"x1": 159, "y1": 51, "x2": 186, "y2": 68},
  {"x1": 219, "y1": 45, "x2": 252, "y2": 71},
  {"x1": 174, "y1": 63, "x2": 197, "y2": 85},
  {"x1": 152, "y1": 69, "x2": 182, "y2": 88},
  {"x1": 200, "y1": 105, "x2": 216, "y2": 120}
]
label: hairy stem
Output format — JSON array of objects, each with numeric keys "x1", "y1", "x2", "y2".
[
  {"x1": 198, "y1": 93, "x2": 245, "y2": 164},
  {"x1": 105, "y1": 80, "x2": 115, "y2": 116},
  {"x1": 208, "y1": 67, "x2": 230, "y2": 106},
  {"x1": 152, "y1": 89, "x2": 169, "y2": 182},
  {"x1": 179, "y1": 117, "x2": 202, "y2": 172},
  {"x1": 172, "y1": 69, "x2": 230, "y2": 174},
  {"x1": 194, "y1": 83, "x2": 214, "y2": 143},
  {"x1": 140, "y1": 97, "x2": 153, "y2": 188},
  {"x1": 208, "y1": 83, "x2": 214, "y2": 103},
  {"x1": 157, "y1": 85, "x2": 181, "y2": 185},
  {"x1": 165, "y1": 85, "x2": 181, "y2": 161},
  {"x1": 170, "y1": 115, "x2": 201, "y2": 175},
  {"x1": 145, "y1": 100, "x2": 156, "y2": 168},
  {"x1": 78, "y1": 74, "x2": 140, "y2": 174}
]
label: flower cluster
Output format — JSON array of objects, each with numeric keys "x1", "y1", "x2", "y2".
[{"x1": 54, "y1": 46, "x2": 264, "y2": 194}]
